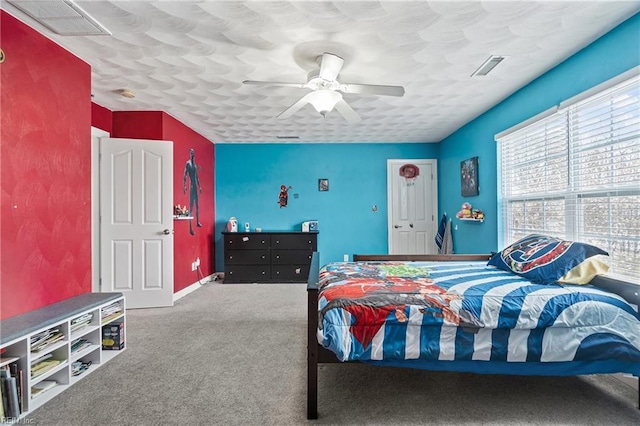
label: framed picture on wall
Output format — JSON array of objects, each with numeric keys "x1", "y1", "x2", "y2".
[
  {"x1": 318, "y1": 178, "x2": 329, "y2": 192},
  {"x1": 461, "y1": 157, "x2": 479, "y2": 196}
]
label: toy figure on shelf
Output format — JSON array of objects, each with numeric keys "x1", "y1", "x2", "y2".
[
  {"x1": 174, "y1": 204, "x2": 189, "y2": 217},
  {"x1": 278, "y1": 185, "x2": 292, "y2": 208},
  {"x1": 456, "y1": 202, "x2": 484, "y2": 220},
  {"x1": 456, "y1": 202, "x2": 473, "y2": 219},
  {"x1": 226, "y1": 216, "x2": 238, "y2": 232}
]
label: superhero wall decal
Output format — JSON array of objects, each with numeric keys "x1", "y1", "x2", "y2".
[{"x1": 278, "y1": 185, "x2": 292, "y2": 208}]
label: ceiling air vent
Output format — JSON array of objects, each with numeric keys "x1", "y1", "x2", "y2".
[
  {"x1": 7, "y1": 0, "x2": 111, "y2": 36},
  {"x1": 471, "y1": 55, "x2": 508, "y2": 77}
]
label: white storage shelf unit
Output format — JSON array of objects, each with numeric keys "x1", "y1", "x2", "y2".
[{"x1": 0, "y1": 293, "x2": 125, "y2": 422}]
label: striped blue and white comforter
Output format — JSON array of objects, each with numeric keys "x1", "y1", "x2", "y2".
[{"x1": 317, "y1": 261, "x2": 640, "y2": 373}]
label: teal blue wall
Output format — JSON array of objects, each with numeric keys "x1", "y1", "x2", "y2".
[
  {"x1": 215, "y1": 143, "x2": 438, "y2": 269},
  {"x1": 214, "y1": 13, "x2": 639, "y2": 269},
  {"x1": 438, "y1": 12, "x2": 640, "y2": 254}
]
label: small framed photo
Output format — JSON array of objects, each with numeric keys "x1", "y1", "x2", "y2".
[{"x1": 318, "y1": 178, "x2": 329, "y2": 192}]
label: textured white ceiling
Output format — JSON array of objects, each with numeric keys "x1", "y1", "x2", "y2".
[{"x1": 4, "y1": 1, "x2": 639, "y2": 143}]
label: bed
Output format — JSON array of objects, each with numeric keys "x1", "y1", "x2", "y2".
[{"x1": 306, "y1": 250, "x2": 640, "y2": 419}]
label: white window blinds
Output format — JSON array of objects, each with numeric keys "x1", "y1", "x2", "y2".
[{"x1": 496, "y1": 72, "x2": 640, "y2": 279}]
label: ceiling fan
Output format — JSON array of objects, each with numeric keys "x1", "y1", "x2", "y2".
[{"x1": 243, "y1": 52, "x2": 405, "y2": 123}]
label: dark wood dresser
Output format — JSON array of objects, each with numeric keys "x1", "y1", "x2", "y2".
[{"x1": 222, "y1": 231, "x2": 318, "y2": 283}]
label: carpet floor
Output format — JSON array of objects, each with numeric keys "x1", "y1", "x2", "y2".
[{"x1": 25, "y1": 282, "x2": 640, "y2": 425}]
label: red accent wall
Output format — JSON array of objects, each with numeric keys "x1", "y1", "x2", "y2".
[
  {"x1": 112, "y1": 111, "x2": 163, "y2": 140},
  {"x1": 112, "y1": 112, "x2": 215, "y2": 293},
  {"x1": 1, "y1": 11, "x2": 92, "y2": 320},
  {"x1": 91, "y1": 102, "x2": 112, "y2": 133}
]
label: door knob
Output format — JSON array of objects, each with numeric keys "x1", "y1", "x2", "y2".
[
  {"x1": 162, "y1": 229, "x2": 173, "y2": 235},
  {"x1": 409, "y1": 223, "x2": 414, "y2": 228},
  {"x1": 394, "y1": 225, "x2": 403, "y2": 229}
]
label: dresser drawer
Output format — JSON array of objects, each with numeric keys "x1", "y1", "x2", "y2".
[
  {"x1": 271, "y1": 233, "x2": 317, "y2": 250},
  {"x1": 225, "y1": 234, "x2": 270, "y2": 250},
  {"x1": 226, "y1": 249, "x2": 269, "y2": 265},
  {"x1": 225, "y1": 265, "x2": 271, "y2": 283},
  {"x1": 271, "y1": 250, "x2": 313, "y2": 265},
  {"x1": 271, "y1": 264, "x2": 311, "y2": 282}
]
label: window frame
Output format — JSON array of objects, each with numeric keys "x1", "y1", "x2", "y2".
[{"x1": 495, "y1": 68, "x2": 640, "y2": 280}]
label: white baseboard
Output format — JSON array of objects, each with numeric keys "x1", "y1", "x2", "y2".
[{"x1": 173, "y1": 274, "x2": 216, "y2": 302}]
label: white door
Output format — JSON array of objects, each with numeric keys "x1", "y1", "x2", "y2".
[
  {"x1": 387, "y1": 159, "x2": 438, "y2": 254},
  {"x1": 100, "y1": 138, "x2": 174, "y2": 308}
]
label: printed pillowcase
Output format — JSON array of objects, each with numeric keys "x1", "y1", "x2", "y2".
[{"x1": 487, "y1": 234, "x2": 608, "y2": 285}]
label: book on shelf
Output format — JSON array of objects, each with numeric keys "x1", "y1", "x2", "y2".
[
  {"x1": 8, "y1": 362, "x2": 23, "y2": 414},
  {"x1": 30, "y1": 359, "x2": 62, "y2": 379},
  {"x1": 101, "y1": 302, "x2": 122, "y2": 323},
  {"x1": 31, "y1": 380, "x2": 57, "y2": 399},
  {"x1": 70, "y1": 312, "x2": 94, "y2": 333},
  {"x1": 0, "y1": 376, "x2": 5, "y2": 419},
  {"x1": 70, "y1": 338, "x2": 92, "y2": 354},
  {"x1": 30, "y1": 327, "x2": 65, "y2": 353},
  {"x1": 0, "y1": 369, "x2": 20, "y2": 418}
]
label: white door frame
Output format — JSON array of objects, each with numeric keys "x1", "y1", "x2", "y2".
[
  {"x1": 91, "y1": 127, "x2": 109, "y2": 293},
  {"x1": 387, "y1": 159, "x2": 438, "y2": 254}
]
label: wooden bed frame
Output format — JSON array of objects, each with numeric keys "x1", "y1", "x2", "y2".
[{"x1": 306, "y1": 252, "x2": 640, "y2": 419}]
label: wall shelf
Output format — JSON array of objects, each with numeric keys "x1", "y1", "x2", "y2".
[
  {"x1": 458, "y1": 218, "x2": 484, "y2": 223},
  {"x1": 173, "y1": 216, "x2": 193, "y2": 220}
]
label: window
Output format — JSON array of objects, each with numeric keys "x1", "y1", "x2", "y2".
[{"x1": 496, "y1": 71, "x2": 640, "y2": 279}]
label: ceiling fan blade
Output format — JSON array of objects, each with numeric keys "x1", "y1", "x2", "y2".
[
  {"x1": 340, "y1": 83, "x2": 405, "y2": 97},
  {"x1": 318, "y1": 53, "x2": 344, "y2": 81},
  {"x1": 243, "y1": 80, "x2": 307, "y2": 89},
  {"x1": 277, "y1": 92, "x2": 315, "y2": 119},
  {"x1": 333, "y1": 99, "x2": 361, "y2": 123}
]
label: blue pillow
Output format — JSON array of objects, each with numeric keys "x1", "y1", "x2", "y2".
[{"x1": 487, "y1": 234, "x2": 608, "y2": 284}]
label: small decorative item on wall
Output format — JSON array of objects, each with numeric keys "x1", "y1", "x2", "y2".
[
  {"x1": 318, "y1": 178, "x2": 329, "y2": 192},
  {"x1": 461, "y1": 156, "x2": 479, "y2": 197},
  {"x1": 278, "y1": 185, "x2": 292, "y2": 208},
  {"x1": 399, "y1": 163, "x2": 420, "y2": 186}
]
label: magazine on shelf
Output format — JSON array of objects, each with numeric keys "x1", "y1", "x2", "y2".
[
  {"x1": 70, "y1": 338, "x2": 92, "y2": 354},
  {"x1": 31, "y1": 380, "x2": 57, "y2": 399},
  {"x1": 30, "y1": 328, "x2": 65, "y2": 353},
  {"x1": 30, "y1": 360, "x2": 62, "y2": 379},
  {"x1": 101, "y1": 302, "x2": 122, "y2": 322},
  {"x1": 70, "y1": 313, "x2": 94, "y2": 333}
]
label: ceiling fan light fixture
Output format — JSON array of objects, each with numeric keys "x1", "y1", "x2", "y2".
[{"x1": 308, "y1": 90, "x2": 342, "y2": 117}]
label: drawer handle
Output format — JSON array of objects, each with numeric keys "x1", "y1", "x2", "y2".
[
  {"x1": 261, "y1": 255, "x2": 265, "y2": 259},
  {"x1": 262, "y1": 240, "x2": 265, "y2": 244},
  {"x1": 276, "y1": 240, "x2": 279, "y2": 244},
  {"x1": 309, "y1": 240, "x2": 312, "y2": 244},
  {"x1": 276, "y1": 271, "x2": 280, "y2": 274},
  {"x1": 276, "y1": 255, "x2": 280, "y2": 259},
  {"x1": 229, "y1": 255, "x2": 233, "y2": 259},
  {"x1": 229, "y1": 271, "x2": 233, "y2": 275},
  {"x1": 262, "y1": 271, "x2": 266, "y2": 275}
]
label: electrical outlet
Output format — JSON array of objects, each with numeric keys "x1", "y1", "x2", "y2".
[{"x1": 343, "y1": 254, "x2": 349, "y2": 262}]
